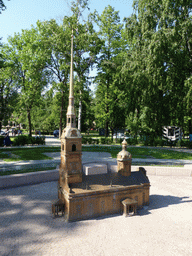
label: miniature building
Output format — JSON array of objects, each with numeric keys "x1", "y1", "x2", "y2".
[
  {"x1": 122, "y1": 198, "x2": 138, "y2": 217},
  {"x1": 117, "y1": 139, "x2": 132, "y2": 176},
  {"x1": 54, "y1": 31, "x2": 150, "y2": 221}
]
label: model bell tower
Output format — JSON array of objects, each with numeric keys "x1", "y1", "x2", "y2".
[
  {"x1": 117, "y1": 139, "x2": 132, "y2": 176},
  {"x1": 59, "y1": 30, "x2": 82, "y2": 186}
]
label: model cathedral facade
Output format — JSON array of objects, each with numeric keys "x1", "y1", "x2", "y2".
[{"x1": 54, "y1": 32, "x2": 150, "y2": 221}]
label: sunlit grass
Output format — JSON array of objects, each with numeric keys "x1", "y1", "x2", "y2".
[
  {"x1": 0, "y1": 147, "x2": 60, "y2": 161},
  {"x1": 0, "y1": 145, "x2": 192, "y2": 161},
  {"x1": 82, "y1": 145, "x2": 192, "y2": 160},
  {"x1": 0, "y1": 166, "x2": 56, "y2": 176}
]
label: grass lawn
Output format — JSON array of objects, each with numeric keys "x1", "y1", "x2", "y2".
[
  {"x1": 0, "y1": 145, "x2": 191, "y2": 176},
  {"x1": 0, "y1": 145, "x2": 192, "y2": 162},
  {"x1": 0, "y1": 166, "x2": 56, "y2": 176},
  {"x1": 82, "y1": 145, "x2": 192, "y2": 160},
  {"x1": 0, "y1": 147, "x2": 60, "y2": 161}
]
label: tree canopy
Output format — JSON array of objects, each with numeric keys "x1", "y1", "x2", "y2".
[{"x1": 1, "y1": 0, "x2": 192, "y2": 138}]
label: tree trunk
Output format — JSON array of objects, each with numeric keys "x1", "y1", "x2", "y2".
[
  {"x1": 27, "y1": 109, "x2": 32, "y2": 136},
  {"x1": 105, "y1": 119, "x2": 109, "y2": 137}
]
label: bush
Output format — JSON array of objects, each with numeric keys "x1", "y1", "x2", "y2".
[
  {"x1": 12, "y1": 135, "x2": 45, "y2": 146},
  {"x1": 82, "y1": 137, "x2": 87, "y2": 144},
  {"x1": 153, "y1": 137, "x2": 165, "y2": 147},
  {"x1": 34, "y1": 136, "x2": 45, "y2": 145},
  {"x1": 127, "y1": 137, "x2": 137, "y2": 145},
  {"x1": 0, "y1": 136, "x2": 4, "y2": 147},
  {"x1": 140, "y1": 135, "x2": 153, "y2": 146},
  {"x1": 100, "y1": 137, "x2": 106, "y2": 144},
  {"x1": 92, "y1": 138, "x2": 99, "y2": 144},
  {"x1": 176, "y1": 139, "x2": 192, "y2": 148},
  {"x1": 13, "y1": 135, "x2": 27, "y2": 146}
]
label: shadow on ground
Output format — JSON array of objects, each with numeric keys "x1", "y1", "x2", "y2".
[
  {"x1": 0, "y1": 181, "x2": 191, "y2": 255},
  {"x1": 0, "y1": 182, "x2": 85, "y2": 255},
  {"x1": 138, "y1": 194, "x2": 192, "y2": 216}
]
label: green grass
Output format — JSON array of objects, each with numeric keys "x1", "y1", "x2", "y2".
[
  {"x1": 0, "y1": 147, "x2": 60, "y2": 161},
  {"x1": 82, "y1": 145, "x2": 192, "y2": 160},
  {"x1": 0, "y1": 145, "x2": 192, "y2": 162},
  {"x1": 0, "y1": 166, "x2": 56, "y2": 176}
]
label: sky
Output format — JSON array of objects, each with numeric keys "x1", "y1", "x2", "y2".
[{"x1": 0, "y1": 0, "x2": 134, "y2": 43}]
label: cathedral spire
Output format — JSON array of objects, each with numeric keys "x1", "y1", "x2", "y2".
[{"x1": 67, "y1": 29, "x2": 76, "y2": 128}]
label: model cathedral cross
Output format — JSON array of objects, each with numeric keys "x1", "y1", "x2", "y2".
[{"x1": 59, "y1": 31, "x2": 82, "y2": 187}]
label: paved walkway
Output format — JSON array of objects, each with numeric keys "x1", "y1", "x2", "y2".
[
  {"x1": 1, "y1": 137, "x2": 192, "y2": 172},
  {"x1": 1, "y1": 138, "x2": 192, "y2": 254},
  {"x1": 1, "y1": 151, "x2": 192, "y2": 172},
  {"x1": 0, "y1": 176, "x2": 192, "y2": 256}
]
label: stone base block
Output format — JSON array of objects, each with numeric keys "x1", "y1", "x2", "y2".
[{"x1": 83, "y1": 163, "x2": 108, "y2": 175}]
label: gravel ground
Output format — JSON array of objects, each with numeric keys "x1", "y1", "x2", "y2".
[{"x1": 0, "y1": 176, "x2": 192, "y2": 256}]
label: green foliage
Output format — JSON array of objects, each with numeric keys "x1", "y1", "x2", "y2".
[
  {"x1": 0, "y1": 135, "x2": 4, "y2": 146},
  {"x1": 12, "y1": 135, "x2": 45, "y2": 146},
  {"x1": 0, "y1": 146, "x2": 60, "y2": 161},
  {"x1": 2, "y1": 2, "x2": 192, "y2": 139},
  {"x1": 7, "y1": 26, "x2": 50, "y2": 136},
  {"x1": 0, "y1": 0, "x2": 6, "y2": 14},
  {"x1": 82, "y1": 145, "x2": 192, "y2": 160},
  {"x1": 0, "y1": 167, "x2": 56, "y2": 176},
  {"x1": 0, "y1": 44, "x2": 19, "y2": 130},
  {"x1": 93, "y1": 6, "x2": 127, "y2": 136},
  {"x1": 122, "y1": 0, "x2": 192, "y2": 136}
]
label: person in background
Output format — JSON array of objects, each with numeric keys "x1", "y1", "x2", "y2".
[{"x1": 3, "y1": 133, "x2": 12, "y2": 147}]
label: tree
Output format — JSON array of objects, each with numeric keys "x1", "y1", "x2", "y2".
[
  {"x1": 8, "y1": 26, "x2": 49, "y2": 136},
  {"x1": 36, "y1": 3, "x2": 101, "y2": 134},
  {"x1": 65, "y1": 0, "x2": 102, "y2": 132},
  {"x1": 1, "y1": 0, "x2": 10, "y2": 68},
  {"x1": 92, "y1": 5, "x2": 126, "y2": 137},
  {"x1": 0, "y1": 44, "x2": 19, "y2": 131},
  {"x1": 36, "y1": 19, "x2": 71, "y2": 136},
  {"x1": 0, "y1": 0, "x2": 9, "y2": 14},
  {"x1": 122, "y1": 0, "x2": 192, "y2": 136}
]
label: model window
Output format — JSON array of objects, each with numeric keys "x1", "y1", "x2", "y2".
[{"x1": 72, "y1": 144, "x2": 76, "y2": 152}]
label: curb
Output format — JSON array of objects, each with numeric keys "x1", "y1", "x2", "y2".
[
  {"x1": 1, "y1": 165, "x2": 192, "y2": 190},
  {"x1": 109, "y1": 165, "x2": 192, "y2": 177},
  {"x1": 0, "y1": 169, "x2": 59, "y2": 189}
]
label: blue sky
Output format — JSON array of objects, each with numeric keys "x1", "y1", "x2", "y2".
[{"x1": 0, "y1": 0, "x2": 134, "y2": 43}]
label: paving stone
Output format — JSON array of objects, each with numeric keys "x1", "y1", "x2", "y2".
[{"x1": 1, "y1": 176, "x2": 192, "y2": 256}]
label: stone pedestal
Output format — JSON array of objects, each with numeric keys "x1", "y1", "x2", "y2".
[{"x1": 83, "y1": 163, "x2": 108, "y2": 175}]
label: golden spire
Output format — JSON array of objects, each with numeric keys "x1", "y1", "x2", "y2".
[
  {"x1": 67, "y1": 29, "x2": 76, "y2": 128},
  {"x1": 69, "y1": 29, "x2": 74, "y2": 98}
]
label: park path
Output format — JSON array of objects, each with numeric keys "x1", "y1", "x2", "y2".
[{"x1": 1, "y1": 137, "x2": 192, "y2": 172}]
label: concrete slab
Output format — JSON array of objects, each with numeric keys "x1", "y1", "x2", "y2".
[
  {"x1": 0, "y1": 169, "x2": 59, "y2": 189},
  {"x1": 83, "y1": 163, "x2": 108, "y2": 175}
]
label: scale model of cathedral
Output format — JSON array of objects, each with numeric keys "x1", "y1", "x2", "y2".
[
  {"x1": 54, "y1": 31, "x2": 150, "y2": 222},
  {"x1": 58, "y1": 31, "x2": 82, "y2": 190}
]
